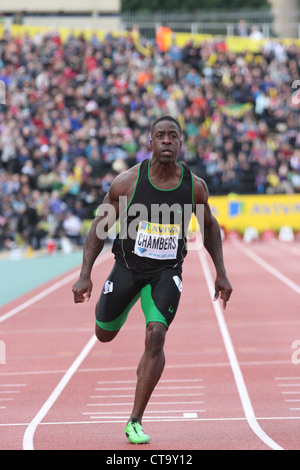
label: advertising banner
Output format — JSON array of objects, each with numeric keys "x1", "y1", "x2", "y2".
[{"x1": 209, "y1": 194, "x2": 300, "y2": 233}]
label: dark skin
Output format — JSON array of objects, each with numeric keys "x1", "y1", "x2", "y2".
[{"x1": 72, "y1": 118, "x2": 232, "y2": 426}]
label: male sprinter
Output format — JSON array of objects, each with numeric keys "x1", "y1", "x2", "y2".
[{"x1": 72, "y1": 115, "x2": 232, "y2": 444}]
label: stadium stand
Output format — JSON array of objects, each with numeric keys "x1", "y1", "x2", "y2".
[{"x1": 0, "y1": 26, "x2": 299, "y2": 251}]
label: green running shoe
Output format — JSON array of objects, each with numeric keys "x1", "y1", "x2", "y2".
[{"x1": 125, "y1": 420, "x2": 150, "y2": 444}]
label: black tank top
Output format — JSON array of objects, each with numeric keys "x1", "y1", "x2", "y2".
[{"x1": 112, "y1": 158, "x2": 194, "y2": 272}]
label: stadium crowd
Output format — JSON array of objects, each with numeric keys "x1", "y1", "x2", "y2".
[{"x1": 0, "y1": 26, "x2": 300, "y2": 251}]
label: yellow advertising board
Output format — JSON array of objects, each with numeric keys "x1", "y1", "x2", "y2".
[
  {"x1": 208, "y1": 194, "x2": 300, "y2": 233},
  {"x1": 1, "y1": 25, "x2": 300, "y2": 54}
]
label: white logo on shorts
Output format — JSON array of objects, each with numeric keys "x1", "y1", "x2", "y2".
[
  {"x1": 103, "y1": 280, "x2": 113, "y2": 294},
  {"x1": 173, "y1": 276, "x2": 182, "y2": 292}
]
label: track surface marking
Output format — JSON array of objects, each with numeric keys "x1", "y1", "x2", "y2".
[{"x1": 0, "y1": 241, "x2": 300, "y2": 450}]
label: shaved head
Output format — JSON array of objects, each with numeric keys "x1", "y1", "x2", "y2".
[{"x1": 151, "y1": 116, "x2": 182, "y2": 137}]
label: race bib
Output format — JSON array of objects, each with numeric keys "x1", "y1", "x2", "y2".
[{"x1": 134, "y1": 220, "x2": 180, "y2": 260}]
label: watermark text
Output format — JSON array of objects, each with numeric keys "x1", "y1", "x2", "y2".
[
  {"x1": 291, "y1": 80, "x2": 300, "y2": 105},
  {"x1": 0, "y1": 340, "x2": 6, "y2": 365},
  {"x1": 0, "y1": 80, "x2": 6, "y2": 105},
  {"x1": 291, "y1": 340, "x2": 300, "y2": 365},
  {"x1": 95, "y1": 199, "x2": 204, "y2": 253}
]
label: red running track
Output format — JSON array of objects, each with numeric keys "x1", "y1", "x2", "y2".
[{"x1": 0, "y1": 239, "x2": 300, "y2": 451}]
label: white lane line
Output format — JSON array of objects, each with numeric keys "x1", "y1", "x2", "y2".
[
  {"x1": 88, "y1": 414, "x2": 204, "y2": 420},
  {"x1": 269, "y1": 240, "x2": 300, "y2": 257},
  {"x1": 278, "y1": 384, "x2": 300, "y2": 387},
  {"x1": 197, "y1": 244, "x2": 283, "y2": 451},
  {"x1": 2, "y1": 415, "x2": 300, "y2": 428},
  {"x1": 22, "y1": 252, "x2": 112, "y2": 450},
  {"x1": 89, "y1": 393, "x2": 204, "y2": 399},
  {"x1": 233, "y1": 241, "x2": 300, "y2": 295},
  {"x1": 96, "y1": 378, "x2": 204, "y2": 384},
  {"x1": 94, "y1": 385, "x2": 204, "y2": 391},
  {"x1": 82, "y1": 408, "x2": 205, "y2": 415},
  {"x1": 0, "y1": 384, "x2": 27, "y2": 387},
  {"x1": 0, "y1": 251, "x2": 112, "y2": 324},
  {"x1": 275, "y1": 377, "x2": 300, "y2": 380},
  {"x1": 86, "y1": 401, "x2": 205, "y2": 407},
  {"x1": 184, "y1": 412, "x2": 198, "y2": 418},
  {"x1": 23, "y1": 334, "x2": 97, "y2": 450},
  {"x1": 0, "y1": 360, "x2": 293, "y2": 379}
]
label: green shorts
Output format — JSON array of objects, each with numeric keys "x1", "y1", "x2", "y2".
[{"x1": 96, "y1": 262, "x2": 182, "y2": 331}]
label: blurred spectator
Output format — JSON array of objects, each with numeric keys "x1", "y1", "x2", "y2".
[
  {"x1": 156, "y1": 24, "x2": 173, "y2": 54},
  {"x1": 62, "y1": 212, "x2": 82, "y2": 245},
  {"x1": 250, "y1": 25, "x2": 264, "y2": 40},
  {"x1": 136, "y1": 144, "x2": 151, "y2": 163},
  {"x1": 237, "y1": 20, "x2": 249, "y2": 37}
]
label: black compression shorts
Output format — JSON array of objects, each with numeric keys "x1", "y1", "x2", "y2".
[{"x1": 95, "y1": 262, "x2": 183, "y2": 331}]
